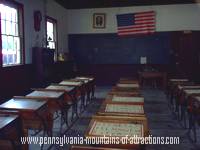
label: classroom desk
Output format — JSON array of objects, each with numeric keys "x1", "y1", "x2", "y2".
[
  {"x1": 187, "y1": 95, "x2": 200, "y2": 142},
  {"x1": 76, "y1": 76, "x2": 95, "y2": 100},
  {"x1": 74, "y1": 77, "x2": 95, "y2": 104},
  {"x1": 173, "y1": 85, "x2": 200, "y2": 110},
  {"x1": 116, "y1": 83, "x2": 140, "y2": 88},
  {"x1": 26, "y1": 90, "x2": 64, "y2": 113},
  {"x1": 177, "y1": 89, "x2": 200, "y2": 128},
  {"x1": 119, "y1": 78, "x2": 139, "y2": 84},
  {"x1": 167, "y1": 79, "x2": 191, "y2": 106},
  {"x1": 0, "y1": 114, "x2": 23, "y2": 150},
  {"x1": 98, "y1": 102, "x2": 145, "y2": 117},
  {"x1": 59, "y1": 80, "x2": 86, "y2": 112},
  {"x1": 0, "y1": 98, "x2": 50, "y2": 149},
  {"x1": 105, "y1": 95, "x2": 144, "y2": 105},
  {"x1": 138, "y1": 71, "x2": 167, "y2": 88},
  {"x1": 85, "y1": 115, "x2": 149, "y2": 149},
  {"x1": 71, "y1": 145, "x2": 131, "y2": 150},
  {"x1": 25, "y1": 90, "x2": 64, "y2": 132},
  {"x1": 45, "y1": 85, "x2": 77, "y2": 123},
  {"x1": 108, "y1": 91, "x2": 141, "y2": 97}
]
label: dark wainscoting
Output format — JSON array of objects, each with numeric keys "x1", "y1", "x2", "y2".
[{"x1": 0, "y1": 64, "x2": 35, "y2": 103}]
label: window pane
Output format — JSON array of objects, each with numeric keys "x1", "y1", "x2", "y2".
[
  {"x1": 5, "y1": 6, "x2": 12, "y2": 21},
  {"x1": 6, "y1": 21, "x2": 12, "y2": 35},
  {"x1": 0, "y1": 4, "x2": 6, "y2": 20},
  {"x1": 1, "y1": 20, "x2": 6, "y2": 34},
  {"x1": 11, "y1": 7, "x2": 17, "y2": 22},
  {"x1": 2, "y1": 35, "x2": 8, "y2": 50},
  {"x1": 7, "y1": 36, "x2": 14, "y2": 50},
  {"x1": 1, "y1": 4, "x2": 22, "y2": 66},
  {"x1": 47, "y1": 21, "x2": 53, "y2": 33},
  {"x1": 14, "y1": 37, "x2": 20, "y2": 51}
]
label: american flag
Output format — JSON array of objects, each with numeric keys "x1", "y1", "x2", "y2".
[{"x1": 116, "y1": 11, "x2": 156, "y2": 36}]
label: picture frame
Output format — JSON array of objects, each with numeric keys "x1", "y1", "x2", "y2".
[{"x1": 93, "y1": 13, "x2": 106, "y2": 29}]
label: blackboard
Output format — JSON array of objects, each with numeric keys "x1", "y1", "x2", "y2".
[{"x1": 68, "y1": 32, "x2": 170, "y2": 64}]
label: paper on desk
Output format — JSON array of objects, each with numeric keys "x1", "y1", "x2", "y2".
[{"x1": 112, "y1": 96, "x2": 144, "y2": 103}]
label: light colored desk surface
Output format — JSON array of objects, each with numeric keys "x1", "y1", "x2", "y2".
[
  {"x1": 100, "y1": 103, "x2": 144, "y2": 114},
  {"x1": 59, "y1": 80, "x2": 82, "y2": 86},
  {"x1": 0, "y1": 115, "x2": 18, "y2": 130},
  {"x1": 0, "y1": 98, "x2": 46, "y2": 111},
  {"x1": 86, "y1": 115, "x2": 148, "y2": 138},
  {"x1": 75, "y1": 77, "x2": 94, "y2": 81},
  {"x1": 184, "y1": 89, "x2": 200, "y2": 94},
  {"x1": 26, "y1": 91, "x2": 64, "y2": 98},
  {"x1": 46, "y1": 85, "x2": 75, "y2": 92},
  {"x1": 108, "y1": 95, "x2": 144, "y2": 103},
  {"x1": 117, "y1": 83, "x2": 139, "y2": 88},
  {"x1": 178, "y1": 85, "x2": 200, "y2": 90},
  {"x1": 169, "y1": 79, "x2": 189, "y2": 82}
]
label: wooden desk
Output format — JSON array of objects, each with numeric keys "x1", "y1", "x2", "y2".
[
  {"x1": 25, "y1": 90, "x2": 64, "y2": 132},
  {"x1": 59, "y1": 80, "x2": 86, "y2": 112},
  {"x1": 108, "y1": 91, "x2": 141, "y2": 97},
  {"x1": 167, "y1": 79, "x2": 191, "y2": 106},
  {"x1": 76, "y1": 76, "x2": 95, "y2": 100},
  {"x1": 116, "y1": 83, "x2": 140, "y2": 88},
  {"x1": 98, "y1": 102, "x2": 145, "y2": 117},
  {"x1": 176, "y1": 89, "x2": 200, "y2": 128},
  {"x1": 71, "y1": 145, "x2": 130, "y2": 150},
  {"x1": 0, "y1": 114, "x2": 23, "y2": 150},
  {"x1": 0, "y1": 98, "x2": 50, "y2": 149},
  {"x1": 186, "y1": 95, "x2": 200, "y2": 142},
  {"x1": 74, "y1": 77, "x2": 95, "y2": 103},
  {"x1": 26, "y1": 90, "x2": 64, "y2": 113},
  {"x1": 45, "y1": 85, "x2": 77, "y2": 122},
  {"x1": 85, "y1": 115, "x2": 148, "y2": 149},
  {"x1": 119, "y1": 78, "x2": 139, "y2": 84},
  {"x1": 138, "y1": 71, "x2": 167, "y2": 88},
  {"x1": 105, "y1": 95, "x2": 144, "y2": 105}
]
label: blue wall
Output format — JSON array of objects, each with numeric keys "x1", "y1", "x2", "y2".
[{"x1": 68, "y1": 32, "x2": 171, "y2": 64}]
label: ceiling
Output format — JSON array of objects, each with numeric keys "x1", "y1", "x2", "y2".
[{"x1": 55, "y1": 0, "x2": 198, "y2": 9}]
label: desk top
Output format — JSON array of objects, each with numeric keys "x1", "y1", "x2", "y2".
[
  {"x1": 0, "y1": 115, "x2": 18, "y2": 130},
  {"x1": 109, "y1": 91, "x2": 140, "y2": 97},
  {"x1": 112, "y1": 96, "x2": 144, "y2": 103},
  {"x1": 26, "y1": 91, "x2": 64, "y2": 98},
  {"x1": 86, "y1": 115, "x2": 147, "y2": 137},
  {"x1": 89, "y1": 120, "x2": 143, "y2": 137},
  {"x1": 117, "y1": 83, "x2": 139, "y2": 88},
  {"x1": 169, "y1": 79, "x2": 189, "y2": 82},
  {"x1": 184, "y1": 89, "x2": 200, "y2": 94},
  {"x1": 103, "y1": 103, "x2": 144, "y2": 114},
  {"x1": 178, "y1": 85, "x2": 200, "y2": 90},
  {"x1": 46, "y1": 85, "x2": 75, "y2": 92},
  {"x1": 0, "y1": 98, "x2": 46, "y2": 111},
  {"x1": 72, "y1": 79, "x2": 89, "y2": 84},
  {"x1": 59, "y1": 80, "x2": 82, "y2": 86},
  {"x1": 193, "y1": 96, "x2": 200, "y2": 102},
  {"x1": 76, "y1": 77, "x2": 94, "y2": 81}
]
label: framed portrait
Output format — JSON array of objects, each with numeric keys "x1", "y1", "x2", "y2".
[{"x1": 93, "y1": 13, "x2": 106, "y2": 29}]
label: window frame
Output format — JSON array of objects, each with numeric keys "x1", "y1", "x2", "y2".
[
  {"x1": 0, "y1": 0, "x2": 25, "y2": 67},
  {"x1": 45, "y1": 16, "x2": 58, "y2": 60}
]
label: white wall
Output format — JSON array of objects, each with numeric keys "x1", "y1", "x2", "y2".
[
  {"x1": 13, "y1": 0, "x2": 69, "y2": 64},
  {"x1": 46, "y1": 0, "x2": 69, "y2": 53},
  {"x1": 16, "y1": 0, "x2": 46, "y2": 64},
  {"x1": 67, "y1": 4, "x2": 200, "y2": 34}
]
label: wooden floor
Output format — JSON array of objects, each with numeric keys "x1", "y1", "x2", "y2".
[{"x1": 29, "y1": 86, "x2": 200, "y2": 150}]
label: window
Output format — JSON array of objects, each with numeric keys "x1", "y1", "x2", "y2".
[
  {"x1": 0, "y1": 2, "x2": 24, "y2": 66},
  {"x1": 46, "y1": 17, "x2": 57, "y2": 50}
]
